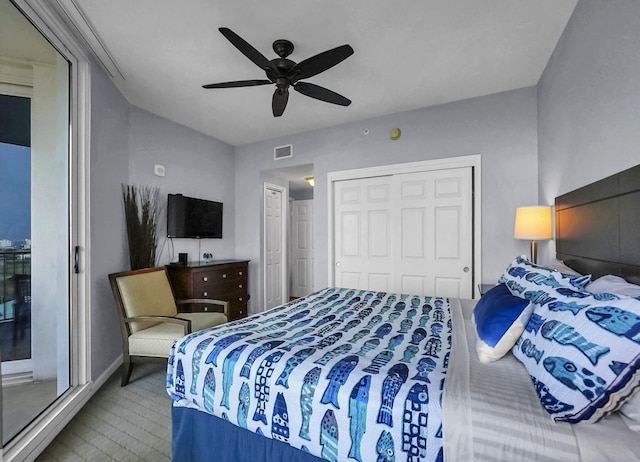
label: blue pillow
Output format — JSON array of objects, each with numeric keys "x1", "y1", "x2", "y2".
[
  {"x1": 499, "y1": 256, "x2": 591, "y2": 297},
  {"x1": 512, "y1": 286, "x2": 640, "y2": 423},
  {"x1": 473, "y1": 283, "x2": 534, "y2": 363}
]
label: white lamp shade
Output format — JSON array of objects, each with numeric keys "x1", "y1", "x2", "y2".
[{"x1": 514, "y1": 206, "x2": 552, "y2": 240}]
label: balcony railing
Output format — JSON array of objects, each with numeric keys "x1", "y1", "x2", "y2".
[{"x1": 0, "y1": 249, "x2": 31, "y2": 321}]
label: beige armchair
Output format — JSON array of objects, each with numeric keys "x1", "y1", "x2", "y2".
[{"x1": 108, "y1": 266, "x2": 228, "y2": 386}]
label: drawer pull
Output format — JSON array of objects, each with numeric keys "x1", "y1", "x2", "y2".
[
  {"x1": 203, "y1": 276, "x2": 208, "y2": 282},
  {"x1": 239, "y1": 271, "x2": 243, "y2": 276},
  {"x1": 203, "y1": 306, "x2": 209, "y2": 311},
  {"x1": 239, "y1": 297, "x2": 243, "y2": 301},
  {"x1": 203, "y1": 292, "x2": 208, "y2": 297},
  {"x1": 238, "y1": 284, "x2": 243, "y2": 289},
  {"x1": 222, "y1": 273, "x2": 227, "y2": 279}
]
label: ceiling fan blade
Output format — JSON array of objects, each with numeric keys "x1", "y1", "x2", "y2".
[
  {"x1": 203, "y1": 79, "x2": 271, "y2": 89},
  {"x1": 290, "y1": 44, "x2": 354, "y2": 81},
  {"x1": 293, "y1": 82, "x2": 351, "y2": 106},
  {"x1": 219, "y1": 27, "x2": 271, "y2": 70},
  {"x1": 272, "y1": 88, "x2": 289, "y2": 117}
]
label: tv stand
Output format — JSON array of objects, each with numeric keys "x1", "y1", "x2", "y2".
[{"x1": 166, "y1": 259, "x2": 250, "y2": 321}]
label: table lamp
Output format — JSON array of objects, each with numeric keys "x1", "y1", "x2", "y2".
[{"x1": 514, "y1": 206, "x2": 552, "y2": 264}]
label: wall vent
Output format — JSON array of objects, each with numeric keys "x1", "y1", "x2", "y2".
[{"x1": 274, "y1": 144, "x2": 293, "y2": 160}]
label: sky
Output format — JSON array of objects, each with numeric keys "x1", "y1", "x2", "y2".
[{"x1": 0, "y1": 142, "x2": 30, "y2": 244}]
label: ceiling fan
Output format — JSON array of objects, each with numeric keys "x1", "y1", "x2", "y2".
[{"x1": 203, "y1": 27, "x2": 354, "y2": 117}]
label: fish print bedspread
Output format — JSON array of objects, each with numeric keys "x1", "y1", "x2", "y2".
[{"x1": 167, "y1": 287, "x2": 452, "y2": 462}]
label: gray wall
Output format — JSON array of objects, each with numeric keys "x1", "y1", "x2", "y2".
[
  {"x1": 89, "y1": 63, "x2": 236, "y2": 380},
  {"x1": 127, "y1": 106, "x2": 235, "y2": 265},
  {"x1": 90, "y1": 61, "x2": 131, "y2": 379},
  {"x1": 538, "y1": 0, "x2": 640, "y2": 261},
  {"x1": 235, "y1": 87, "x2": 540, "y2": 313}
]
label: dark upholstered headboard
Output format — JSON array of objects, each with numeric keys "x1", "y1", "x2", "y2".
[{"x1": 555, "y1": 163, "x2": 640, "y2": 285}]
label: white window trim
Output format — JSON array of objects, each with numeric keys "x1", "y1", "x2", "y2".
[{"x1": 2, "y1": 0, "x2": 91, "y2": 460}]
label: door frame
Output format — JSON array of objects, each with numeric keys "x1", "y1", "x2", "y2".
[
  {"x1": 3, "y1": 0, "x2": 91, "y2": 460},
  {"x1": 263, "y1": 183, "x2": 288, "y2": 310},
  {"x1": 327, "y1": 154, "x2": 482, "y2": 298}
]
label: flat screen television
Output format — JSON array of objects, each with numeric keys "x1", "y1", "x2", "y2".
[{"x1": 167, "y1": 193, "x2": 223, "y2": 239}]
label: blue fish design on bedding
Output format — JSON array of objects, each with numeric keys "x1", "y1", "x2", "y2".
[
  {"x1": 253, "y1": 350, "x2": 285, "y2": 424},
  {"x1": 363, "y1": 350, "x2": 394, "y2": 374},
  {"x1": 585, "y1": 306, "x2": 640, "y2": 343},
  {"x1": 189, "y1": 337, "x2": 216, "y2": 394},
  {"x1": 543, "y1": 356, "x2": 606, "y2": 400},
  {"x1": 321, "y1": 355, "x2": 359, "y2": 408},
  {"x1": 275, "y1": 347, "x2": 316, "y2": 388},
  {"x1": 348, "y1": 375, "x2": 371, "y2": 462},
  {"x1": 386, "y1": 334, "x2": 404, "y2": 351},
  {"x1": 314, "y1": 344, "x2": 353, "y2": 366},
  {"x1": 376, "y1": 430, "x2": 396, "y2": 462},
  {"x1": 167, "y1": 288, "x2": 452, "y2": 462},
  {"x1": 348, "y1": 329, "x2": 371, "y2": 344},
  {"x1": 299, "y1": 366, "x2": 321, "y2": 440},
  {"x1": 205, "y1": 332, "x2": 252, "y2": 367},
  {"x1": 287, "y1": 309, "x2": 310, "y2": 322},
  {"x1": 203, "y1": 368, "x2": 216, "y2": 412},
  {"x1": 357, "y1": 338, "x2": 380, "y2": 356},
  {"x1": 271, "y1": 392, "x2": 289, "y2": 442},
  {"x1": 541, "y1": 320, "x2": 610, "y2": 365},
  {"x1": 221, "y1": 344, "x2": 248, "y2": 408},
  {"x1": 237, "y1": 382, "x2": 250, "y2": 428},
  {"x1": 239, "y1": 340, "x2": 285, "y2": 378},
  {"x1": 320, "y1": 409, "x2": 339, "y2": 462},
  {"x1": 548, "y1": 301, "x2": 587, "y2": 315},
  {"x1": 402, "y1": 383, "x2": 429, "y2": 460},
  {"x1": 374, "y1": 323, "x2": 393, "y2": 339},
  {"x1": 377, "y1": 363, "x2": 409, "y2": 426},
  {"x1": 518, "y1": 337, "x2": 544, "y2": 364},
  {"x1": 412, "y1": 357, "x2": 436, "y2": 382}
]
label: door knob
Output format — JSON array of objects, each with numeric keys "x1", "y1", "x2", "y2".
[
  {"x1": 336, "y1": 262, "x2": 341, "y2": 267},
  {"x1": 463, "y1": 267, "x2": 469, "y2": 273}
]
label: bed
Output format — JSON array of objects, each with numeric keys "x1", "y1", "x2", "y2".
[{"x1": 166, "y1": 164, "x2": 640, "y2": 462}]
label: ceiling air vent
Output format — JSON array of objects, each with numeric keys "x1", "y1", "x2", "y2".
[{"x1": 274, "y1": 144, "x2": 292, "y2": 160}]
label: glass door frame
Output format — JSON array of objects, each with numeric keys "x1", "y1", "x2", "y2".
[{"x1": 2, "y1": 0, "x2": 90, "y2": 460}]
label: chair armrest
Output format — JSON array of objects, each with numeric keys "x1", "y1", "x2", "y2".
[
  {"x1": 176, "y1": 299, "x2": 229, "y2": 317},
  {"x1": 123, "y1": 315, "x2": 192, "y2": 334}
]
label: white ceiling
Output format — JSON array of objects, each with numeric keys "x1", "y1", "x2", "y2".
[{"x1": 61, "y1": 0, "x2": 577, "y2": 147}]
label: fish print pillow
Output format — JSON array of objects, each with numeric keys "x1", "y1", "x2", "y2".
[
  {"x1": 499, "y1": 255, "x2": 592, "y2": 296},
  {"x1": 473, "y1": 283, "x2": 534, "y2": 363},
  {"x1": 511, "y1": 285, "x2": 640, "y2": 423}
]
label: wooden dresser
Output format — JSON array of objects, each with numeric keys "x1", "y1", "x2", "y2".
[{"x1": 166, "y1": 259, "x2": 250, "y2": 321}]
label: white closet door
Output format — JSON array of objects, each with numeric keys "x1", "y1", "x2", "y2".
[
  {"x1": 333, "y1": 176, "x2": 394, "y2": 292},
  {"x1": 393, "y1": 168, "x2": 473, "y2": 298},
  {"x1": 290, "y1": 200, "x2": 314, "y2": 298},
  {"x1": 333, "y1": 166, "x2": 473, "y2": 298}
]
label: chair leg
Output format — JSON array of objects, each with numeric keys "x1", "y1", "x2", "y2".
[{"x1": 121, "y1": 355, "x2": 133, "y2": 386}]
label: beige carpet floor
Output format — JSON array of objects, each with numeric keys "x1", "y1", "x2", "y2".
[{"x1": 36, "y1": 361, "x2": 171, "y2": 462}]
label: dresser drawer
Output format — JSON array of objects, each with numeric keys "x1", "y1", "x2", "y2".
[
  {"x1": 192, "y1": 265, "x2": 247, "y2": 288},
  {"x1": 191, "y1": 280, "x2": 246, "y2": 299}
]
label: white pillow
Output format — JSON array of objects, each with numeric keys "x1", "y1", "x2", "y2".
[
  {"x1": 545, "y1": 258, "x2": 583, "y2": 276},
  {"x1": 586, "y1": 275, "x2": 640, "y2": 298}
]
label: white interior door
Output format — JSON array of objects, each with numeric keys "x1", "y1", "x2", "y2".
[
  {"x1": 333, "y1": 166, "x2": 473, "y2": 298},
  {"x1": 290, "y1": 200, "x2": 314, "y2": 298},
  {"x1": 264, "y1": 185, "x2": 285, "y2": 309},
  {"x1": 394, "y1": 168, "x2": 473, "y2": 298},
  {"x1": 334, "y1": 176, "x2": 394, "y2": 291}
]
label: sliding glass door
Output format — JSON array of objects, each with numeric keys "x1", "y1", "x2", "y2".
[{"x1": 1, "y1": 0, "x2": 71, "y2": 446}]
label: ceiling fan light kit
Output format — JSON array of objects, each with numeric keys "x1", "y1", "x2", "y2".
[{"x1": 203, "y1": 27, "x2": 354, "y2": 117}]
